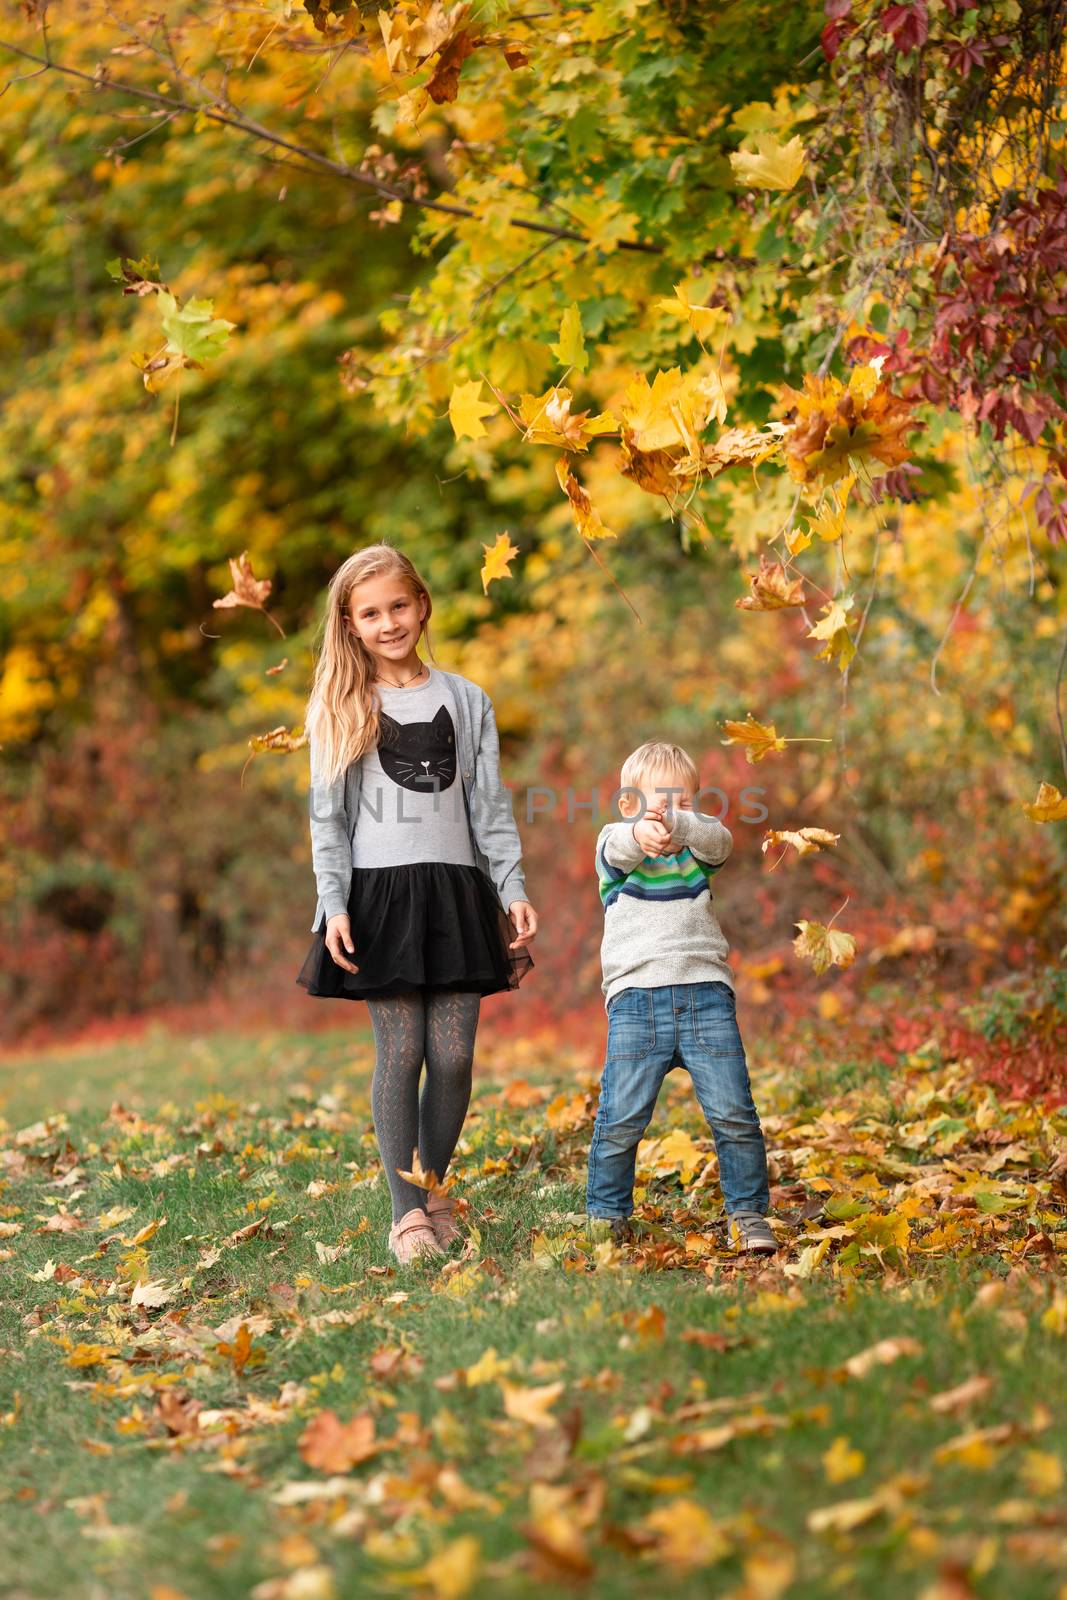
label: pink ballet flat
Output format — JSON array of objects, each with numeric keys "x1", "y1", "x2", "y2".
[
  {"x1": 426, "y1": 1189, "x2": 462, "y2": 1247},
  {"x1": 387, "y1": 1207, "x2": 443, "y2": 1265}
]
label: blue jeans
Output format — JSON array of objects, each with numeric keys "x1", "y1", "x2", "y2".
[{"x1": 586, "y1": 981, "x2": 771, "y2": 1220}]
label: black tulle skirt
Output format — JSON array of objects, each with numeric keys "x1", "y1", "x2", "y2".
[{"x1": 296, "y1": 861, "x2": 534, "y2": 1001}]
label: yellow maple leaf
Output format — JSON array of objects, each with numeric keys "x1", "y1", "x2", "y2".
[
  {"x1": 449, "y1": 379, "x2": 497, "y2": 440},
  {"x1": 621, "y1": 367, "x2": 724, "y2": 454},
  {"x1": 481, "y1": 532, "x2": 519, "y2": 593},
  {"x1": 523, "y1": 1483, "x2": 593, "y2": 1578},
  {"x1": 395, "y1": 1535, "x2": 482, "y2": 1600},
  {"x1": 519, "y1": 385, "x2": 615, "y2": 451},
  {"x1": 643, "y1": 1498, "x2": 731, "y2": 1568},
  {"x1": 641, "y1": 1129, "x2": 705, "y2": 1183},
  {"x1": 1019, "y1": 1449, "x2": 1065, "y2": 1496},
  {"x1": 464, "y1": 1347, "x2": 513, "y2": 1386},
  {"x1": 793, "y1": 919, "x2": 857, "y2": 976},
  {"x1": 730, "y1": 133, "x2": 806, "y2": 191},
  {"x1": 656, "y1": 284, "x2": 730, "y2": 344},
  {"x1": 1022, "y1": 781, "x2": 1067, "y2": 822},
  {"x1": 823, "y1": 1436, "x2": 865, "y2": 1483},
  {"x1": 808, "y1": 503, "x2": 847, "y2": 542},
  {"x1": 551, "y1": 303, "x2": 587, "y2": 373},
  {"x1": 555, "y1": 457, "x2": 617, "y2": 541},
  {"x1": 501, "y1": 1379, "x2": 565, "y2": 1430},
  {"x1": 806, "y1": 595, "x2": 856, "y2": 673},
  {"x1": 395, "y1": 1148, "x2": 447, "y2": 1193},
  {"x1": 720, "y1": 713, "x2": 788, "y2": 762}
]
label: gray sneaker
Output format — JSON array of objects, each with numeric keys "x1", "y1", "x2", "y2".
[{"x1": 728, "y1": 1209, "x2": 778, "y2": 1253}]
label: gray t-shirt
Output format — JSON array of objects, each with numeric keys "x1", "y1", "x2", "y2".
[{"x1": 351, "y1": 667, "x2": 475, "y2": 870}]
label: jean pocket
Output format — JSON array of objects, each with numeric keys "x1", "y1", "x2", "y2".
[
  {"x1": 607, "y1": 988, "x2": 656, "y2": 1057},
  {"x1": 692, "y1": 983, "x2": 743, "y2": 1053}
]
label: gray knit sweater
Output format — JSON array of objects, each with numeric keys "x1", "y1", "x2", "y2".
[{"x1": 595, "y1": 806, "x2": 736, "y2": 1008}]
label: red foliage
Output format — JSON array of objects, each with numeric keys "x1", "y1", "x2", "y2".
[
  {"x1": 881, "y1": 2, "x2": 929, "y2": 55},
  {"x1": 875, "y1": 1011, "x2": 1067, "y2": 1109}
]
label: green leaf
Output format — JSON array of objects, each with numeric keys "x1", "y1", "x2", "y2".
[
  {"x1": 551, "y1": 303, "x2": 588, "y2": 373},
  {"x1": 159, "y1": 292, "x2": 236, "y2": 366}
]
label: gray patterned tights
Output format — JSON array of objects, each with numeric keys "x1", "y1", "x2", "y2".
[{"x1": 366, "y1": 990, "x2": 481, "y2": 1221}]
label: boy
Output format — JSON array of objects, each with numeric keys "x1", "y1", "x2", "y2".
[{"x1": 587, "y1": 741, "x2": 777, "y2": 1254}]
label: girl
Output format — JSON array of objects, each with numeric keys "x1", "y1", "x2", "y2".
[{"x1": 296, "y1": 544, "x2": 538, "y2": 1265}]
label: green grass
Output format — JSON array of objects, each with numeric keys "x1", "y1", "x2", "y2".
[{"x1": 1, "y1": 1024, "x2": 1064, "y2": 1599}]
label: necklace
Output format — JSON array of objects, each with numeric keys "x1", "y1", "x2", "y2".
[{"x1": 375, "y1": 660, "x2": 427, "y2": 689}]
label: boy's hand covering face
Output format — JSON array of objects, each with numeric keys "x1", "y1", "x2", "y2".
[{"x1": 623, "y1": 772, "x2": 694, "y2": 856}]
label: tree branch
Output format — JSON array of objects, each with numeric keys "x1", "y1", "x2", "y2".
[{"x1": 0, "y1": 40, "x2": 665, "y2": 255}]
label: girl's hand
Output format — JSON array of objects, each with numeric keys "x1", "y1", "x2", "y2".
[
  {"x1": 325, "y1": 913, "x2": 359, "y2": 974},
  {"x1": 508, "y1": 900, "x2": 539, "y2": 949}
]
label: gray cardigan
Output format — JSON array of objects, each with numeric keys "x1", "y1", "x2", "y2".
[{"x1": 306, "y1": 668, "x2": 528, "y2": 932}]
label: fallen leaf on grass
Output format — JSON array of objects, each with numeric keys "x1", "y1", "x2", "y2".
[
  {"x1": 298, "y1": 1409, "x2": 378, "y2": 1473},
  {"x1": 928, "y1": 1375, "x2": 994, "y2": 1414},
  {"x1": 642, "y1": 1497, "x2": 731, "y2": 1568},
  {"x1": 216, "y1": 1322, "x2": 267, "y2": 1375},
  {"x1": 838, "y1": 1335, "x2": 922, "y2": 1378},
  {"x1": 522, "y1": 1483, "x2": 594, "y2": 1579},
  {"x1": 933, "y1": 1423, "x2": 1018, "y2": 1468},
  {"x1": 130, "y1": 1280, "x2": 174, "y2": 1310},
  {"x1": 807, "y1": 1493, "x2": 888, "y2": 1533},
  {"x1": 823, "y1": 1435, "x2": 865, "y2": 1483},
  {"x1": 502, "y1": 1380, "x2": 565, "y2": 1430},
  {"x1": 393, "y1": 1534, "x2": 482, "y2": 1599}
]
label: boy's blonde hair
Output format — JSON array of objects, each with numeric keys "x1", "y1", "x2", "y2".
[
  {"x1": 305, "y1": 542, "x2": 438, "y2": 786},
  {"x1": 618, "y1": 741, "x2": 699, "y2": 811}
]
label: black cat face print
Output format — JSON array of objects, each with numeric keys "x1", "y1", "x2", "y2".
[{"x1": 378, "y1": 705, "x2": 458, "y2": 793}]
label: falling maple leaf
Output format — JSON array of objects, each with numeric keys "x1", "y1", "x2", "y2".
[
  {"x1": 730, "y1": 133, "x2": 806, "y2": 190},
  {"x1": 735, "y1": 554, "x2": 807, "y2": 611},
  {"x1": 806, "y1": 595, "x2": 856, "y2": 673},
  {"x1": 555, "y1": 458, "x2": 617, "y2": 541},
  {"x1": 701, "y1": 422, "x2": 788, "y2": 478},
  {"x1": 762, "y1": 827, "x2": 841, "y2": 861},
  {"x1": 655, "y1": 284, "x2": 730, "y2": 343},
  {"x1": 248, "y1": 725, "x2": 308, "y2": 756},
  {"x1": 449, "y1": 379, "x2": 497, "y2": 440},
  {"x1": 214, "y1": 551, "x2": 272, "y2": 614},
  {"x1": 720, "y1": 714, "x2": 788, "y2": 762},
  {"x1": 1022, "y1": 781, "x2": 1067, "y2": 822},
  {"x1": 519, "y1": 386, "x2": 615, "y2": 452},
  {"x1": 793, "y1": 919, "x2": 857, "y2": 975},
  {"x1": 395, "y1": 1148, "x2": 447, "y2": 1193},
  {"x1": 481, "y1": 532, "x2": 519, "y2": 593}
]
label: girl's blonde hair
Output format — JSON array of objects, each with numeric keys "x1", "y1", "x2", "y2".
[
  {"x1": 305, "y1": 542, "x2": 437, "y2": 786},
  {"x1": 619, "y1": 741, "x2": 699, "y2": 809}
]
